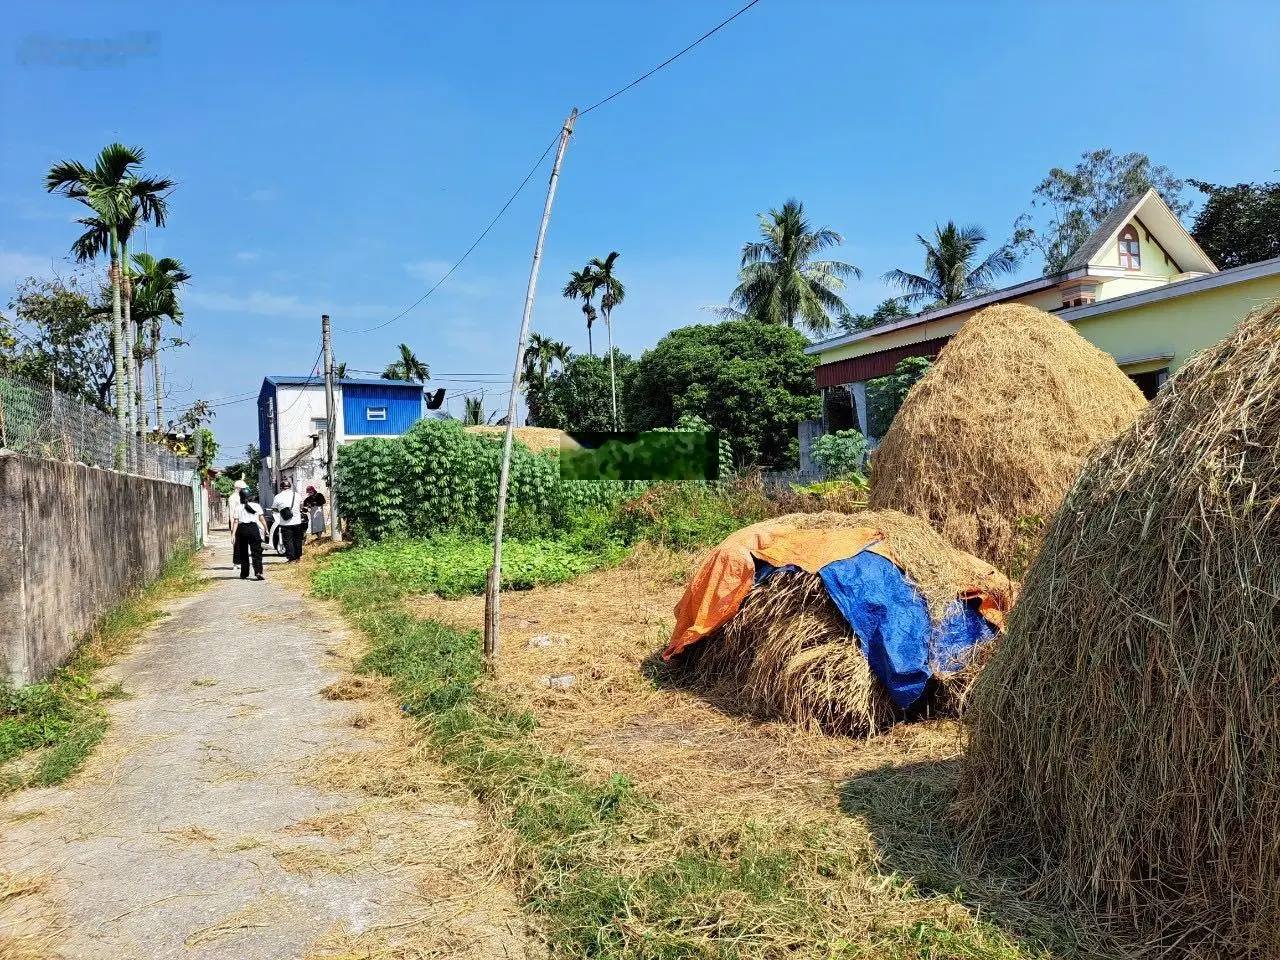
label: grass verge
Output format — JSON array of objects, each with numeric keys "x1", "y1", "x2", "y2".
[
  {"x1": 313, "y1": 545, "x2": 1086, "y2": 959},
  {"x1": 0, "y1": 544, "x2": 204, "y2": 793}
]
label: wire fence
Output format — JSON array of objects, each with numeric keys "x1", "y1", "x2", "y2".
[{"x1": 0, "y1": 372, "x2": 197, "y2": 482}]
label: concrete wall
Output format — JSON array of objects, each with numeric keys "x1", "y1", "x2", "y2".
[{"x1": 0, "y1": 452, "x2": 194, "y2": 686}]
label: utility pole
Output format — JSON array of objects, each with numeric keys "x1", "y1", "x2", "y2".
[
  {"x1": 267, "y1": 395, "x2": 281, "y2": 493},
  {"x1": 485, "y1": 107, "x2": 577, "y2": 666},
  {"x1": 322, "y1": 314, "x2": 340, "y2": 542}
]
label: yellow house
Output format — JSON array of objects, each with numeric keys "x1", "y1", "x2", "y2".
[{"x1": 807, "y1": 188, "x2": 1280, "y2": 437}]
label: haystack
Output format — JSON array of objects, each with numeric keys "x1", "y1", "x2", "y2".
[
  {"x1": 869, "y1": 303, "x2": 1146, "y2": 569},
  {"x1": 667, "y1": 510, "x2": 1013, "y2": 737},
  {"x1": 465, "y1": 425, "x2": 564, "y2": 453},
  {"x1": 955, "y1": 302, "x2": 1280, "y2": 955}
]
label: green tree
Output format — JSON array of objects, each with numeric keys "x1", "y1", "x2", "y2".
[
  {"x1": 382, "y1": 343, "x2": 429, "y2": 382},
  {"x1": 867, "y1": 356, "x2": 932, "y2": 437},
  {"x1": 48, "y1": 144, "x2": 173, "y2": 446},
  {"x1": 839, "y1": 298, "x2": 912, "y2": 334},
  {"x1": 521, "y1": 333, "x2": 570, "y2": 425},
  {"x1": 129, "y1": 253, "x2": 190, "y2": 433},
  {"x1": 1188, "y1": 178, "x2": 1280, "y2": 269},
  {"x1": 0, "y1": 273, "x2": 114, "y2": 409},
  {"x1": 884, "y1": 222, "x2": 1018, "y2": 308},
  {"x1": 562, "y1": 266, "x2": 599, "y2": 357},
  {"x1": 627, "y1": 320, "x2": 818, "y2": 468},
  {"x1": 717, "y1": 198, "x2": 860, "y2": 335},
  {"x1": 334, "y1": 361, "x2": 348, "y2": 378},
  {"x1": 585, "y1": 252, "x2": 625, "y2": 430},
  {"x1": 534, "y1": 351, "x2": 636, "y2": 433},
  {"x1": 1015, "y1": 149, "x2": 1189, "y2": 274},
  {"x1": 463, "y1": 396, "x2": 486, "y2": 425}
]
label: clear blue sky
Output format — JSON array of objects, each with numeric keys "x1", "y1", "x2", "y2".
[{"x1": 3, "y1": 0, "x2": 1278, "y2": 463}]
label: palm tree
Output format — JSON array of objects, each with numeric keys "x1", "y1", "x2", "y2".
[
  {"x1": 334, "y1": 361, "x2": 348, "y2": 379},
  {"x1": 47, "y1": 144, "x2": 172, "y2": 448},
  {"x1": 522, "y1": 333, "x2": 571, "y2": 426},
  {"x1": 546, "y1": 338, "x2": 571, "y2": 372},
  {"x1": 717, "y1": 198, "x2": 860, "y2": 335},
  {"x1": 130, "y1": 253, "x2": 190, "y2": 432},
  {"x1": 382, "y1": 343, "x2": 429, "y2": 382},
  {"x1": 463, "y1": 395, "x2": 485, "y2": 426},
  {"x1": 562, "y1": 267, "x2": 599, "y2": 357},
  {"x1": 883, "y1": 222, "x2": 1019, "y2": 309},
  {"x1": 587, "y1": 252, "x2": 625, "y2": 429}
]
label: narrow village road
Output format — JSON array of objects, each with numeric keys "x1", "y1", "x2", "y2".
[{"x1": 0, "y1": 532, "x2": 527, "y2": 960}]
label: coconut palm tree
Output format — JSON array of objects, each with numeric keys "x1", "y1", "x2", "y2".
[
  {"x1": 883, "y1": 222, "x2": 1019, "y2": 309},
  {"x1": 463, "y1": 395, "x2": 487, "y2": 426},
  {"x1": 586, "y1": 252, "x2": 625, "y2": 429},
  {"x1": 48, "y1": 144, "x2": 172, "y2": 450},
  {"x1": 382, "y1": 343, "x2": 429, "y2": 382},
  {"x1": 334, "y1": 361, "x2": 348, "y2": 379},
  {"x1": 130, "y1": 253, "x2": 190, "y2": 432},
  {"x1": 546, "y1": 338, "x2": 571, "y2": 372},
  {"x1": 717, "y1": 198, "x2": 860, "y2": 335}
]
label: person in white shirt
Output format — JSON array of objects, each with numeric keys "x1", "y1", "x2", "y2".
[
  {"x1": 271, "y1": 478, "x2": 306, "y2": 563},
  {"x1": 228, "y1": 478, "x2": 248, "y2": 531},
  {"x1": 231, "y1": 488, "x2": 268, "y2": 580}
]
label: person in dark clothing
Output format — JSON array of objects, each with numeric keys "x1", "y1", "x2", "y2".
[
  {"x1": 303, "y1": 485, "x2": 327, "y2": 541},
  {"x1": 231, "y1": 488, "x2": 267, "y2": 580}
]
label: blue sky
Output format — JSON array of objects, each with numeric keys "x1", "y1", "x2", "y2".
[{"x1": 3, "y1": 0, "x2": 1278, "y2": 463}]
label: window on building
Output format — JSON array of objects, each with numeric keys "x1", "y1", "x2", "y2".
[
  {"x1": 1118, "y1": 225, "x2": 1141, "y2": 271},
  {"x1": 1128, "y1": 369, "x2": 1167, "y2": 401},
  {"x1": 311, "y1": 417, "x2": 328, "y2": 435},
  {"x1": 366, "y1": 406, "x2": 387, "y2": 422}
]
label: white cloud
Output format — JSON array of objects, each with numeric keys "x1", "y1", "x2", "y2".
[
  {"x1": 233, "y1": 251, "x2": 261, "y2": 262},
  {"x1": 0, "y1": 251, "x2": 58, "y2": 285},
  {"x1": 185, "y1": 288, "x2": 387, "y2": 322}
]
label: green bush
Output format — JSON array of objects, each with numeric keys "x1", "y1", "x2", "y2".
[{"x1": 810, "y1": 430, "x2": 869, "y2": 477}]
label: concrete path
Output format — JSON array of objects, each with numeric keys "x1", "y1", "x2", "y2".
[{"x1": 0, "y1": 532, "x2": 528, "y2": 960}]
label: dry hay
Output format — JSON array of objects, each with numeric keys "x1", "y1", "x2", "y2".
[
  {"x1": 955, "y1": 302, "x2": 1280, "y2": 956},
  {"x1": 465, "y1": 425, "x2": 564, "y2": 453},
  {"x1": 671, "y1": 510, "x2": 1010, "y2": 738},
  {"x1": 869, "y1": 303, "x2": 1146, "y2": 570}
]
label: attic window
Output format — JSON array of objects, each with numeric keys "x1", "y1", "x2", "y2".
[{"x1": 1118, "y1": 225, "x2": 1141, "y2": 271}]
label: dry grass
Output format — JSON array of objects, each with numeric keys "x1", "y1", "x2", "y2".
[
  {"x1": 465, "y1": 425, "x2": 564, "y2": 453},
  {"x1": 957, "y1": 302, "x2": 1280, "y2": 956},
  {"x1": 869, "y1": 303, "x2": 1147, "y2": 570}
]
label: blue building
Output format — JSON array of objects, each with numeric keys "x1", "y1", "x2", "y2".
[{"x1": 256, "y1": 375, "x2": 425, "y2": 497}]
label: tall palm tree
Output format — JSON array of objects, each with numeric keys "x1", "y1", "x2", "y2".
[
  {"x1": 463, "y1": 395, "x2": 485, "y2": 426},
  {"x1": 546, "y1": 338, "x2": 571, "y2": 372},
  {"x1": 717, "y1": 198, "x2": 860, "y2": 335},
  {"x1": 883, "y1": 221, "x2": 1019, "y2": 308},
  {"x1": 382, "y1": 343, "x2": 429, "y2": 382},
  {"x1": 521, "y1": 333, "x2": 571, "y2": 426},
  {"x1": 47, "y1": 144, "x2": 171, "y2": 446},
  {"x1": 586, "y1": 252, "x2": 624, "y2": 430},
  {"x1": 562, "y1": 266, "x2": 598, "y2": 357},
  {"x1": 334, "y1": 361, "x2": 348, "y2": 379},
  {"x1": 130, "y1": 253, "x2": 190, "y2": 432}
]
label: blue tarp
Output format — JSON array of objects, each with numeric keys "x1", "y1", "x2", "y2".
[{"x1": 755, "y1": 553, "x2": 995, "y2": 709}]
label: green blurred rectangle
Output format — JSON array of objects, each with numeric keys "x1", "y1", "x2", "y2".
[{"x1": 559, "y1": 431, "x2": 719, "y2": 481}]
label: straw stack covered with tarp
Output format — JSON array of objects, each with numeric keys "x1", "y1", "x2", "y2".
[
  {"x1": 662, "y1": 511, "x2": 1014, "y2": 737},
  {"x1": 955, "y1": 302, "x2": 1280, "y2": 956},
  {"x1": 869, "y1": 303, "x2": 1147, "y2": 569}
]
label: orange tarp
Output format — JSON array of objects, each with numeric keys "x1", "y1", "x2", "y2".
[{"x1": 663, "y1": 522, "x2": 893, "y2": 660}]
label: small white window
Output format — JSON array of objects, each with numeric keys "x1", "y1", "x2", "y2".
[
  {"x1": 366, "y1": 406, "x2": 387, "y2": 422},
  {"x1": 311, "y1": 417, "x2": 328, "y2": 434}
]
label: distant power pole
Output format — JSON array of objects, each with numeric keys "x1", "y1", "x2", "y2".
[
  {"x1": 267, "y1": 395, "x2": 281, "y2": 493},
  {"x1": 321, "y1": 314, "x2": 340, "y2": 542},
  {"x1": 485, "y1": 106, "x2": 578, "y2": 666}
]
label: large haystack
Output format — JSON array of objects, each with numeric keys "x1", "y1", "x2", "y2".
[
  {"x1": 869, "y1": 303, "x2": 1146, "y2": 569},
  {"x1": 955, "y1": 303, "x2": 1280, "y2": 955},
  {"x1": 672, "y1": 510, "x2": 1013, "y2": 737},
  {"x1": 465, "y1": 425, "x2": 565, "y2": 453}
]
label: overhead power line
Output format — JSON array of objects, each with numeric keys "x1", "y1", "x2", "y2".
[{"x1": 342, "y1": 0, "x2": 763, "y2": 337}]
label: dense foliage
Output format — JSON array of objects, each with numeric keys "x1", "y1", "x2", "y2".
[
  {"x1": 1189, "y1": 178, "x2": 1280, "y2": 269},
  {"x1": 335, "y1": 418, "x2": 644, "y2": 541},
  {"x1": 867, "y1": 356, "x2": 932, "y2": 437},
  {"x1": 530, "y1": 351, "x2": 635, "y2": 431},
  {"x1": 627, "y1": 320, "x2": 819, "y2": 469},
  {"x1": 809, "y1": 429, "x2": 868, "y2": 476}
]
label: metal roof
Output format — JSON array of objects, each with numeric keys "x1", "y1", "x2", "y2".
[
  {"x1": 1061, "y1": 191, "x2": 1148, "y2": 272},
  {"x1": 263, "y1": 375, "x2": 423, "y2": 389}
]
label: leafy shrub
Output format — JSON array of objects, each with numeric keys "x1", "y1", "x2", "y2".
[{"x1": 809, "y1": 430, "x2": 869, "y2": 477}]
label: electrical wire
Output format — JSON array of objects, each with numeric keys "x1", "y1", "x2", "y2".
[
  {"x1": 579, "y1": 0, "x2": 763, "y2": 116},
  {"x1": 340, "y1": 0, "x2": 764, "y2": 339}
]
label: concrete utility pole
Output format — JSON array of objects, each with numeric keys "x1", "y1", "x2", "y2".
[
  {"x1": 485, "y1": 107, "x2": 578, "y2": 666},
  {"x1": 267, "y1": 396, "x2": 281, "y2": 493},
  {"x1": 321, "y1": 314, "x2": 340, "y2": 542}
]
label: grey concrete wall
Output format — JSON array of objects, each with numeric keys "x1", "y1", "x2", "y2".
[{"x1": 0, "y1": 452, "x2": 194, "y2": 685}]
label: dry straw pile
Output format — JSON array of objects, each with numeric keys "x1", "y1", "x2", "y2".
[
  {"x1": 869, "y1": 303, "x2": 1146, "y2": 569},
  {"x1": 956, "y1": 303, "x2": 1280, "y2": 955},
  {"x1": 676, "y1": 510, "x2": 1012, "y2": 737}
]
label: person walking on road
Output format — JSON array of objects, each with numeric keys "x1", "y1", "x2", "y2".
[
  {"x1": 272, "y1": 478, "x2": 306, "y2": 563},
  {"x1": 231, "y1": 488, "x2": 268, "y2": 580}
]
